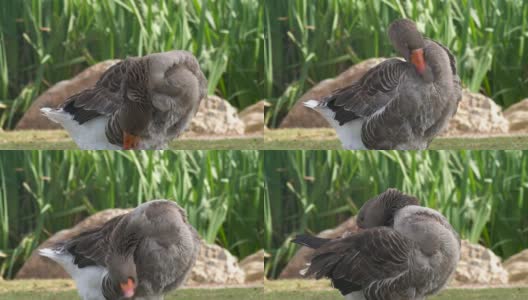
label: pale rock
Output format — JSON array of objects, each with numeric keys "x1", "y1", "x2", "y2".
[
  {"x1": 503, "y1": 98, "x2": 528, "y2": 133},
  {"x1": 503, "y1": 249, "x2": 528, "y2": 284},
  {"x1": 188, "y1": 95, "x2": 245, "y2": 136},
  {"x1": 239, "y1": 101, "x2": 268, "y2": 134},
  {"x1": 240, "y1": 249, "x2": 266, "y2": 283},
  {"x1": 442, "y1": 90, "x2": 510, "y2": 136},
  {"x1": 187, "y1": 243, "x2": 246, "y2": 285},
  {"x1": 451, "y1": 239, "x2": 509, "y2": 286}
]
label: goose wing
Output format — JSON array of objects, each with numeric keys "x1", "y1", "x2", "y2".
[
  {"x1": 60, "y1": 60, "x2": 136, "y2": 124},
  {"x1": 58, "y1": 214, "x2": 128, "y2": 268},
  {"x1": 303, "y1": 227, "x2": 415, "y2": 299},
  {"x1": 322, "y1": 58, "x2": 413, "y2": 125}
]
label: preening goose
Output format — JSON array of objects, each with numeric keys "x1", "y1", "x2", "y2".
[
  {"x1": 41, "y1": 50, "x2": 207, "y2": 150},
  {"x1": 293, "y1": 189, "x2": 461, "y2": 300},
  {"x1": 305, "y1": 19, "x2": 462, "y2": 150},
  {"x1": 39, "y1": 200, "x2": 201, "y2": 300}
]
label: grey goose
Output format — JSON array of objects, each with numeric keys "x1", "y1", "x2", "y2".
[
  {"x1": 39, "y1": 200, "x2": 201, "y2": 300},
  {"x1": 41, "y1": 50, "x2": 207, "y2": 150},
  {"x1": 293, "y1": 189, "x2": 461, "y2": 300},
  {"x1": 304, "y1": 19, "x2": 462, "y2": 149}
]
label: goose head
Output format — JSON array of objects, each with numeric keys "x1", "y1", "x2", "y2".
[
  {"x1": 356, "y1": 188, "x2": 419, "y2": 229},
  {"x1": 388, "y1": 19, "x2": 433, "y2": 81},
  {"x1": 106, "y1": 253, "x2": 138, "y2": 298}
]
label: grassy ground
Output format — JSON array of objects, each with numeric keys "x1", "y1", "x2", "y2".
[
  {"x1": 0, "y1": 280, "x2": 262, "y2": 300},
  {"x1": 264, "y1": 129, "x2": 528, "y2": 150},
  {"x1": 0, "y1": 130, "x2": 263, "y2": 150},
  {"x1": 264, "y1": 280, "x2": 528, "y2": 300}
]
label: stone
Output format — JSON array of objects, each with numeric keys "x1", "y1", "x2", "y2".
[
  {"x1": 239, "y1": 101, "x2": 268, "y2": 134},
  {"x1": 451, "y1": 239, "x2": 509, "y2": 286},
  {"x1": 442, "y1": 90, "x2": 509, "y2": 136},
  {"x1": 279, "y1": 58, "x2": 388, "y2": 128},
  {"x1": 239, "y1": 249, "x2": 266, "y2": 283},
  {"x1": 187, "y1": 95, "x2": 246, "y2": 136},
  {"x1": 186, "y1": 243, "x2": 246, "y2": 286},
  {"x1": 15, "y1": 60, "x2": 120, "y2": 130},
  {"x1": 503, "y1": 98, "x2": 528, "y2": 133},
  {"x1": 503, "y1": 249, "x2": 528, "y2": 284},
  {"x1": 279, "y1": 217, "x2": 358, "y2": 279},
  {"x1": 16, "y1": 208, "x2": 246, "y2": 286}
]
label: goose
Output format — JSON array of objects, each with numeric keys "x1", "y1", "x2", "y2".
[
  {"x1": 292, "y1": 189, "x2": 461, "y2": 300},
  {"x1": 304, "y1": 19, "x2": 462, "y2": 150},
  {"x1": 41, "y1": 50, "x2": 207, "y2": 150},
  {"x1": 39, "y1": 200, "x2": 201, "y2": 300}
]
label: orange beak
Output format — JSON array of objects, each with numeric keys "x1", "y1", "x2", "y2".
[
  {"x1": 411, "y1": 48, "x2": 426, "y2": 75},
  {"x1": 123, "y1": 132, "x2": 141, "y2": 150},
  {"x1": 120, "y1": 278, "x2": 135, "y2": 298}
]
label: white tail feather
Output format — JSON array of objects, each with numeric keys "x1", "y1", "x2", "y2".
[{"x1": 303, "y1": 100, "x2": 321, "y2": 109}]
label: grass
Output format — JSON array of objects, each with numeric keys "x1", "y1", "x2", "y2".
[
  {"x1": 263, "y1": 150, "x2": 528, "y2": 278},
  {"x1": 263, "y1": 280, "x2": 528, "y2": 300},
  {"x1": 264, "y1": 1, "x2": 528, "y2": 127},
  {"x1": 0, "y1": 280, "x2": 262, "y2": 300},
  {"x1": 0, "y1": 151, "x2": 265, "y2": 279},
  {"x1": 0, "y1": 130, "x2": 264, "y2": 150},
  {"x1": 0, "y1": 0, "x2": 266, "y2": 129},
  {"x1": 263, "y1": 129, "x2": 528, "y2": 150}
]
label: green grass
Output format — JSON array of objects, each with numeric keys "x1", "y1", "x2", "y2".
[
  {"x1": 0, "y1": 0, "x2": 266, "y2": 129},
  {"x1": 0, "y1": 151, "x2": 265, "y2": 279},
  {"x1": 0, "y1": 280, "x2": 262, "y2": 300},
  {"x1": 263, "y1": 129, "x2": 528, "y2": 150},
  {"x1": 263, "y1": 280, "x2": 528, "y2": 300},
  {"x1": 263, "y1": 150, "x2": 528, "y2": 278},
  {"x1": 264, "y1": 0, "x2": 528, "y2": 127},
  {"x1": 0, "y1": 130, "x2": 264, "y2": 150}
]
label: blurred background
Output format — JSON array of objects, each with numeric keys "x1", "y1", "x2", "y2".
[
  {"x1": 0, "y1": 150, "x2": 264, "y2": 280},
  {"x1": 264, "y1": 0, "x2": 528, "y2": 127},
  {"x1": 264, "y1": 150, "x2": 528, "y2": 280},
  {"x1": 0, "y1": 0, "x2": 266, "y2": 130}
]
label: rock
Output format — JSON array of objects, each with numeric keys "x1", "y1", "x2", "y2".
[
  {"x1": 279, "y1": 217, "x2": 358, "y2": 278},
  {"x1": 279, "y1": 58, "x2": 388, "y2": 128},
  {"x1": 503, "y1": 98, "x2": 528, "y2": 133},
  {"x1": 240, "y1": 249, "x2": 266, "y2": 283},
  {"x1": 16, "y1": 208, "x2": 131, "y2": 279},
  {"x1": 186, "y1": 95, "x2": 246, "y2": 136},
  {"x1": 503, "y1": 249, "x2": 528, "y2": 284},
  {"x1": 451, "y1": 239, "x2": 509, "y2": 286},
  {"x1": 239, "y1": 101, "x2": 268, "y2": 134},
  {"x1": 442, "y1": 90, "x2": 509, "y2": 136},
  {"x1": 16, "y1": 208, "x2": 246, "y2": 286},
  {"x1": 186, "y1": 243, "x2": 246, "y2": 286},
  {"x1": 15, "y1": 60, "x2": 120, "y2": 130}
]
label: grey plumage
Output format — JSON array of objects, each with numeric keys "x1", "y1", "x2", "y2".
[
  {"x1": 292, "y1": 189, "x2": 461, "y2": 300},
  {"x1": 311, "y1": 19, "x2": 462, "y2": 150},
  {"x1": 52, "y1": 200, "x2": 201, "y2": 300},
  {"x1": 59, "y1": 50, "x2": 207, "y2": 149}
]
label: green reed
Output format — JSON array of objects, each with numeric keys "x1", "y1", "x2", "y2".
[
  {"x1": 263, "y1": 150, "x2": 528, "y2": 278},
  {"x1": 265, "y1": 0, "x2": 528, "y2": 127},
  {"x1": 0, "y1": 0, "x2": 265, "y2": 129},
  {"x1": 0, "y1": 150, "x2": 264, "y2": 279}
]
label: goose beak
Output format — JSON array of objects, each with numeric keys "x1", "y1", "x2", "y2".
[
  {"x1": 123, "y1": 132, "x2": 141, "y2": 150},
  {"x1": 410, "y1": 48, "x2": 426, "y2": 75},
  {"x1": 120, "y1": 278, "x2": 136, "y2": 298}
]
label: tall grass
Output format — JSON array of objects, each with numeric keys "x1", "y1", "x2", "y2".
[
  {"x1": 264, "y1": 150, "x2": 528, "y2": 278},
  {"x1": 0, "y1": 0, "x2": 266, "y2": 129},
  {"x1": 0, "y1": 150, "x2": 264, "y2": 279},
  {"x1": 265, "y1": 0, "x2": 528, "y2": 127}
]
